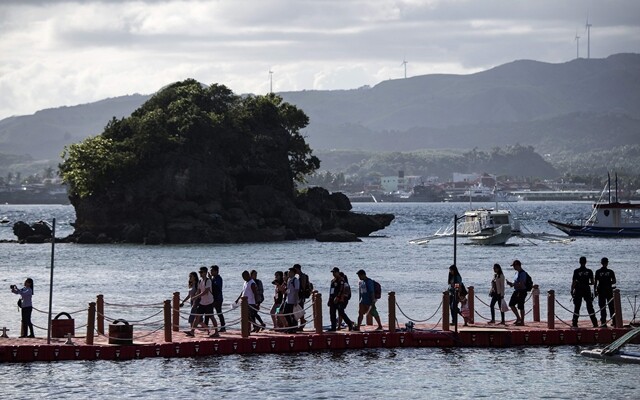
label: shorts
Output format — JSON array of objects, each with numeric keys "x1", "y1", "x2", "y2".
[
  {"x1": 197, "y1": 302, "x2": 215, "y2": 324},
  {"x1": 509, "y1": 291, "x2": 526, "y2": 309},
  {"x1": 359, "y1": 303, "x2": 379, "y2": 317}
]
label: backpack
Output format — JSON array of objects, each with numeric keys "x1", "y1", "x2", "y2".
[
  {"x1": 372, "y1": 279, "x2": 382, "y2": 300},
  {"x1": 255, "y1": 279, "x2": 265, "y2": 304},
  {"x1": 525, "y1": 272, "x2": 533, "y2": 292},
  {"x1": 299, "y1": 273, "x2": 314, "y2": 299}
]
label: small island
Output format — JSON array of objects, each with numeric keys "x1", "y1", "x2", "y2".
[{"x1": 55, "y1": 80, "x2": 393, "y2": 244}]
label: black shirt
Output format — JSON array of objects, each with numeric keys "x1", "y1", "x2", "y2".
[{"x1": 595, "y1": 267, "x2": 616, "y2": 293}]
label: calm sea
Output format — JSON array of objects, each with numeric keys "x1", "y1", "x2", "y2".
[{"x1": 0, "y1": 202, "x2": 639, "y2": 398}]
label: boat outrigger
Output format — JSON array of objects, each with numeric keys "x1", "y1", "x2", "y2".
[
  {"x1": 581, "y1": 326, "x2": 640, "y2": 364},
  {"x1": 548, "y1": 174, "x2": 640, "y2": 238}
]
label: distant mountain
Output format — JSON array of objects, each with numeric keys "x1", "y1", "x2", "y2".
[{"x1": 1, "y1": 53, "x2": 639, "y2": 164}]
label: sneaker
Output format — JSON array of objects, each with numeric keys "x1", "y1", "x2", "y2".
[
  {"x1": 375, "y1": 326, "x2": 384, "y2": 331},
  {"x1": 600, "y1": 323, "x2": 608, "y2": 328},
  {"x1": 27, "y1": 334, "x2": 35, "y2": 338},
  {"x1": 219, "y1": 327, "x2": 226, "y2": 332},
  {"x1": 209, "y1": 332, "x2": 220, "y2": 338},
  {"x1": 487, "y1": 320, "x2": 495, "y2": 324},
  {"x1": 184, "y1": 331, "x2": 195, "y2": 337}
]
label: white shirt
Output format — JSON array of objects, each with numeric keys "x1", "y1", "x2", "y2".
[
  {"x1": 198, "y1": 278, "x2": 214, "y2": 306},
  {"x1": 242, "y1": 279, "x2": 257, "y2": 305}
]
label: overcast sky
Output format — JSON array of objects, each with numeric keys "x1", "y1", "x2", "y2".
[{"x1": 1, "y1": 0, "x2": 639, "y2": 120}]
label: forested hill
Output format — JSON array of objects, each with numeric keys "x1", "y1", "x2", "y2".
[{"x1": 1, "y1": 53, "x2": 639, "y2": 164}]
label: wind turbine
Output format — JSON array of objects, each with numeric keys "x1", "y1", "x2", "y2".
[
  {"x1": 401, "y1": 59, "x2": 408, "y2": 79},
  {"x1": 585, "y1": 15, "x2": 592, "y2": 59},
  {"x1": 268, "y1": 68, "x2": 273, "y2": 94},
  {"x1": 575, "y1": 30, "x2": 581, "y2": 59}
]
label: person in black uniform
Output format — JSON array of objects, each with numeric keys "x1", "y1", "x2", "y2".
[
  {"x1": 571, "y1": 256, "x2": 598, "y2": 328},
  {"x1": 594, "y1": 257, "x2": 617, "y2": 327}
]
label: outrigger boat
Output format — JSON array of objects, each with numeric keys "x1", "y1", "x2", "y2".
[
  {"x1": 410, "y1": 208, "x2": 520, "y2": 246},
  {"x1": 581, "y1": 326, "x2": 640, "y2": 364},
  {"x1": 548, "y1": 174, "x2": 640, "y2": 237}
]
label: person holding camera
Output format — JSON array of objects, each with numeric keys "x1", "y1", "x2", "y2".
[{"x1": 10, "y1": 278, "x2": 35, "y2": 338}]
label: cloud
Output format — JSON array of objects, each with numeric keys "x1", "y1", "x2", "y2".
[{"x1": 0, "y1": 0, "x2": 639, "y2": 119}]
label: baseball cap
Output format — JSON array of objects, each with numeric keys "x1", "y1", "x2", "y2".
[
  {"x1": 356, "y1": 269, "x2": 366, "y2": 275},
  {"x1": 330, "y1": 267, "x2": 340, "y2": 273},
  {"x1": 510, "y1": 260, "x2": 521, "y2": 267}
]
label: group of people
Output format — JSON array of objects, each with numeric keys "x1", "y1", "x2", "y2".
[
  {"x1": 448, "y1": 256, "x2": 617, "y2": 328},
  {"x1": 180, "y1": 264, "x2": 384, "y2": 336}
]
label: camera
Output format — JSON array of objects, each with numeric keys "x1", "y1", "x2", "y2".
[{"x1": 10, "y1": 284, "x2": 16, "y2": 289}]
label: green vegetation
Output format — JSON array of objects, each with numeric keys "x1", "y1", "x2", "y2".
[{"x1": 59, "y1": 80, "x2": 319, "y2": 198}]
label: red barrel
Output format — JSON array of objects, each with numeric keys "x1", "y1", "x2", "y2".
[
  {"x1": 51, "y1": 312, "x2": 75, "y2": 338},
  {"x1": 108, "y1": 319, "x2": 133, "y2": 345}
]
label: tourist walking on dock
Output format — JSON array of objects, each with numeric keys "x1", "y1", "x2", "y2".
[
  {"x1": 337, "y1": 272, "x2": 352, "y2": 329},
  {"x1": 326, "y1": 267, "x2": 354, "y2": 332},
  {"x1": 209, "y1": 265, "x2": 225, "y2": 332},
  {"x1": 185, "y1": 267, "x2": 219, "y2": 337},
  {"x1": 250, "y1": 270, "x2": 267, "y2": 332},
  {"x1": 283, "y1": 267, "x2": 300, "y2": 333},
  {"x1": 180, "y1": 272, "x2": 199, "y2": 326},
  {"x1": 448, "y1": 265, "x2": 463, "y2": 326},
  {"x1": 270, "y1": 271, "x2": 286, "y2": 328},
  {"x1": 293, "y1": 264, "x2": 311, "y2": 330},
  {"x1": 594, "y1": 257, "x2": 617, "y2": 327},
  {"x1": 506, "y1": 260, "x2": 527, "y2": 326},
  {"x1": 10, "y1": 278, "x2": 34, "y2": 338},
  {"x1": 355, "y1": 269, "x2": 383, "y2": 331},
  {"x1": 236, "y1": 270, "x2": 261, "y2": 332},
  {"x1": 571, "y1": 256, "x2": 598, "y2": 328},
  {"x1": 489, "y1": 263, "x2": 506, "y2": 324}
]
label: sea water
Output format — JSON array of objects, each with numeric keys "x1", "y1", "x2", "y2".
[{"x1": 0, "y1": 202, "x2": 638, "y2": 398}]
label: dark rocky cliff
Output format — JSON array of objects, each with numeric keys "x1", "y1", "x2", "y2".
[{"x1": 58, "y1": 80, "x2": 393, "y2": 244}]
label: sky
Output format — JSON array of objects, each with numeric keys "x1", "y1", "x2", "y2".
[{"x1": 1, "y1": 0, "x2": 639, "y2": 120}]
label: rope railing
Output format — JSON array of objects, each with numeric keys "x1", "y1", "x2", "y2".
[
  {"x1": 554, "y1": 297, "x2": 613, "y2": 318},
  {"x1": 395, "y1": 299, "x2": 442, "y2": 323}
]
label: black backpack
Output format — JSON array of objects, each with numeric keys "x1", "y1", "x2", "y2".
[{"x1": 525, "y1": 272, "x2": 533, "y2": 292}]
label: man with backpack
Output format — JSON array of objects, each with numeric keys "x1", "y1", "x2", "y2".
[
  {"x1": 326, "y1": 267, "x2": 354, "y2": 332},
  {"x1": 293, "y1": 264, "x2": 312, "y2": 331},
  {"x1": 250, "y1": 270, "x2": 267, "y2": 332},
  {"x1": 506, "y1": 260, "x2": 528, "y2": 326},
  {"x1": 355, "y1": 269, "x2": 383, "y2": 331}
]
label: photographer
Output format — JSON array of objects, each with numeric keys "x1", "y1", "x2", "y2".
[{"x1": 10, "y1": 278, "x2": 35, "y2": 338}]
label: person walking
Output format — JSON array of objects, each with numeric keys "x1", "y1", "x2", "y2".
[
  {"x1": 594, "y1": 257, "x2": 617, "y2": 327},
  {"x1": 293, "y1": 264, "x2": 311, "y2": 330},
  {"x1": 270, "y1": 271, "x2": 286, "y2": 328},
  {"x1": 185, "y1": 267, "x2": 219, "y2": 337},
  {"x1": 250, "y1": 270, "x2": 267, "y2": 332},
  {"x1": 326, "y1": 267, "x2": 354, "y2": 332},
  {"x1": 180, "y1": 272, "x2": 199, "y2": 327},
  {"x1": 571, "y1": 256, "x2": 598, "y2": 328},
  {"x1": 355, "y1": 269, "x2": 383, "y2": 331},
  {"x1": 11, "y1": 278, "x2": 35, "y2": 338},
  {"x1": 506, "y1": 260, "x2": 527, "y2": 326},
  {"x1": 448, "y1": 265, "x2": 464, "y2": 326},
  {"x1": 209, "y1": 265, "x2": 226, "y2": 332},
  {"x1": 488, "y1": 263, "x2": 506, "y2": 324},
  {"x1": 236, "y1": 270, "x2": 261, "y2": 332},
  {"x1": 283, "y1": 267, "x2": 300, "y2": 333}
]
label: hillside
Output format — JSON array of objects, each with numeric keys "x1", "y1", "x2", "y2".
[{"x1": 1, "y1": 54, "x2": 639, "y2": 177}]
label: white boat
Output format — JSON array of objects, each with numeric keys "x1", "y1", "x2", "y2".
[
  {"x1": 581, "y1": 326, "x2": 640, "y2": 364},
  {"x1": 410, "y1": 208, "x2": 520, "y2": 246}
]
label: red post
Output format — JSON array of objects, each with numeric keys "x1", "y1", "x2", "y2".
[
  {"x1": 613, "y1": 289, "x2": 623, "y2": 328},
  {"x1": 388, "y1": 291, "x2": 396, "y2": 333},
  {"x1": 442, "y1": 291, "x2": 450, "y2": 331},
  {"x1": 313, "y1": 291, "x2": 323, "y2": 334},
  {"x1": 468, "y1": 286, "x2": 475, "y2": 324},
  {"x1": 164, "y1": 300, "x2": 172, "y2": 343},
  {"x1": 86, "y1": 302, "x2": 95, "y2": 345},
  {"x1": 547, "y1": 290, "x2": 555, "y2": 329},
  {"x1": 172, "y1": 292, "x2": 180, "y2": 332},
  {"x1": 96, "y1": 294, "x2": 104, "y2": 334},
  {"x1": 532, "y1": 284, "x2": 540, "y2": 322}
]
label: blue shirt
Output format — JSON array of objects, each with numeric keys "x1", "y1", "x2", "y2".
[
  {"x1": 359, "y1": 278, "x2": 375, "y2": 305},
  {"x1": 212, "y1": 275, "x2": 223, "y2": 302}
]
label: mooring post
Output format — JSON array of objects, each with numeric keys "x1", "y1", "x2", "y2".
[
  {"x1": 468, "y1": 286, "x2": 475, "y2": 324},
  {"x1": 442, "y1": 291, "x2": 450, "y2": 331},
  {"x1": 547, "y1": 290, "x2": 555, "y2": 329},
  {"x1": 86, "y1": 302, "x2": 96, "y2": 345},
  {"x1": 240, "y1": 296, "x2": 250, "y2": 338},
  {"x1": 532, "y1": 284, "x2": 541, "y2": 322},
  {"x1": 313, "y1": 291, "x2": 323, "y2": 334},
  {"x1": 613, "y1": 289, "x2": 623, "y2": 328},
  {"x1": 96, "y1": 294, "x2": 104, "y2": 335},
  {"x1": 164, "y1": 300, "x2": 172, "y2": 343},
  {"x1": 172, "y1": 292, "x2": 180, "y2": 332},
  {"x1": 388, "y1": 291, "x2": 396, "y2": 333}
]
